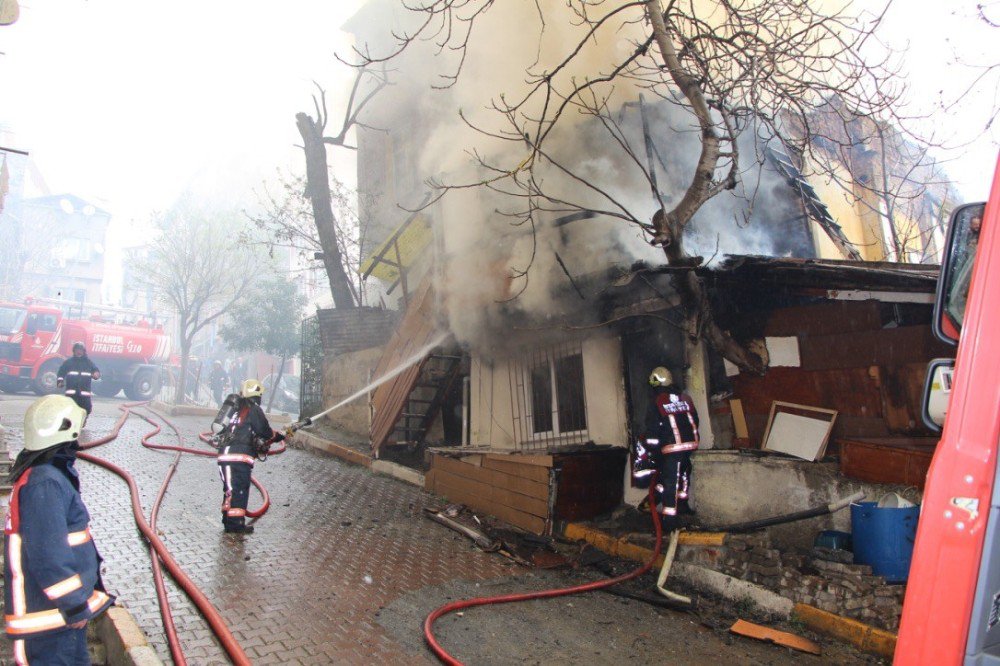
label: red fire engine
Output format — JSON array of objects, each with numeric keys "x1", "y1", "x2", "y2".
[
  {"x1": 896, "y1": 153, "x2": 1000, "y2": 663},
  {"x1": 0, "y1": 299, "x2": 170, "y2": 399}
]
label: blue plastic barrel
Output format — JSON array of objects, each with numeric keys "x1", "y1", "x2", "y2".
[{"x1": 850, "y1": 501, "x2": 919, "y2": 583}]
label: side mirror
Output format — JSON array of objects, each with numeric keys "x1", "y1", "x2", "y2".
[
  {"x1": 24, "y1": 316, "x2": 37, "y2": 337},
  {"x1": 934, "y1": 203, "x2": 986, "y2": 345},
  {"x1": 922, "y1": 358, "x2": 955, "y2": 433}
]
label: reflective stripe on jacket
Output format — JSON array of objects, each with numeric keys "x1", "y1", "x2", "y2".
[{"x1": 4, "y1": 465, "x2": 114, "y2": 639}]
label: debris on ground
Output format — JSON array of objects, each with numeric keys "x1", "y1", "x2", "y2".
[{"x1": 730, "y1": 618, "x2": 822, "y2": 655}]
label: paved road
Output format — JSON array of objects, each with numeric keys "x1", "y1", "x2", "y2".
[{"x1": 0, "y1": 395, "x2": 877, "y2": 665}]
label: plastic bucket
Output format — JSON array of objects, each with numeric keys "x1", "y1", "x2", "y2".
[{"x1": 851, "y1": 501, "x2": 919, "y2": 583}]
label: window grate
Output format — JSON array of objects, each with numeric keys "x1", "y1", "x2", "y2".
[{"x1": 509, "y1": 341, "x2": 589, "y2": 451}]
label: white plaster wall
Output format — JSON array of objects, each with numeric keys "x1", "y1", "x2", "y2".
[{"x1": 581, "y1": 334, "x2": 628, "y2": 446}]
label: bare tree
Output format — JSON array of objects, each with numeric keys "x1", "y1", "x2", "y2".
[
  {"x1": 245, "y1": 170, "x2": 370, "y2": 305},
  {"x1": 351, "y1": 0, "x2": 935, "y2": 373},
  {"x1": 135, "y1": 203, "x2": 253, "y2": 404},
  {"x1": 295, "y1": 68, "x2": 387, "y2": 310}
]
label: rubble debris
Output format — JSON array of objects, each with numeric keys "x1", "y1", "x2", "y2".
[
  {"x1": 729, "y1": 618, "x2": 821, "y2": 655},
  {"x1": 531, "y1": 550, "x2": 570, "y2": 569},
  {"x1": 599, "y1": 586, "x2": 694, "y2": 611},
  {"x1": 424, "y1": 506, "x2": 500, "y2": 551},
  {"x1": 674, "y1": 531, "x2": 906, "y2": 631}
]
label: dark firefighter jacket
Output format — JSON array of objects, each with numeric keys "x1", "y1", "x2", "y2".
[
  {"x1": 4, "y1": 456, "x2": 114, "y2": 639},
  {"x1": 644, "y1": 386, "x2": 700, "y2": 454},
  {"x1": 216, "y1": 399, "x2": 282, "y2": 466},
  {"x1": 57, "y1": 356, "x2": 100, "y2": 400}
]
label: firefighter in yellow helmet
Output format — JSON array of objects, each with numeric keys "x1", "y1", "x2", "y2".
[
  {"x1": 213, "y1": 379, "x2": 285, "y2": 534},
  {"x1": 4, "y1": 396, "x2": 115, "y2": 663},
  {"x1": 632, "y1": 366, "x2": 700, "y2": 528}
]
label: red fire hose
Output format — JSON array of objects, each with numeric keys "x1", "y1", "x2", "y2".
[
  {"x1": 423, "y1": 479, "x2": 664, "y2": 666},
  {"x1": 76, "y1": 402, "x2": 282, "y2": 665}
]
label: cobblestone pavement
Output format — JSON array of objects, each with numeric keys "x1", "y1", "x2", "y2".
[
  {"x1": 1, "y1": 396, "x2": 877, "y2": 666},
  {"x1": 1, "y1": 396, "x2": 513, "y2": 664}
]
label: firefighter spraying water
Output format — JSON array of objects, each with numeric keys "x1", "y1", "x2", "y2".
[{"x1": 210, "y1": 379, "x2": 286, "y2": 534}]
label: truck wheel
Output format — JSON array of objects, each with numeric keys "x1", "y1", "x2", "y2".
[
  {"x1": 31, "y1": 360, "x2": 62, "y2": 395},
  {"x1": 125, "y1": 369, "x2": 162, "y2": 401},
  {"x1": 0, "y1": 377, "x2": 28, "y2": 394},
  {"x1": 93, "y1": 382, "x2": 124, "y2": 398}
]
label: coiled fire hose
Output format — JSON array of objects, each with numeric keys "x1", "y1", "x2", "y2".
[
  {"x1": 77, "y1": 401, "x2": 283, "y2": 665},
  {"x1": 423, "y1": 476, "x2": 665, "y2": 666}
]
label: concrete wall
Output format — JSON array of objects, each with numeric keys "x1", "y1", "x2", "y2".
[
  {"x1": 321, "y1": 347, "x2": 383, "y2": 438},
  {"x1": 690, "y1": 450, "x2": 921, "y2": 549}
]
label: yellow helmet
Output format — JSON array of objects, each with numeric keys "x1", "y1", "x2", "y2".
[
  {"x1": 24, "y1": 395, "x2": 87, "y2": 451},
  {"x1": 241, "y1": 379, "x2": 264, "y2": 399},
  {"x1": 649, "y1": 366, "x2": 672, "y2": 387}
]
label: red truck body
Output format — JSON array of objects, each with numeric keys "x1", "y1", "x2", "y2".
[
  {"x1": 896, "y1": 154, "x2": 1000, "y2": 663},
  {"x1": 0, "y1": 300, "x2": 169, "y2": 399}
]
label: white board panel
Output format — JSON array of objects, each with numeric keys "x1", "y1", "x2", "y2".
[
  {"x1": 763, "y1": 411, "x2": 832, "y2": 460},
  {"x1": 765, "y1": 336, "x2": 801, "y2": 367}
]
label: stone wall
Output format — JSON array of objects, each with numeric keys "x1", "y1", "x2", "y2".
[
  {"x1": 321, "y1": 347, "x2": 384, "y2": 438},
  {"x1": 678, "y1": 532, "x2": 905, "y2": 631},
  {"x1": 317, "y1": 307, "x2": 399, "y2": 357}
]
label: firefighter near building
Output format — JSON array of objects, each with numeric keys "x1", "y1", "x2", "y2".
[{"x1": 0, "y1": 299, "x2": 169, "y2": 400}]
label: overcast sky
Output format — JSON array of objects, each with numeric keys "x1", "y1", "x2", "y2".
[{"x1": 0, "y1": 0, "x2": 997, "y2": 237}]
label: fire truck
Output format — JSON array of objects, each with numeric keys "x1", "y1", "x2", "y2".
[
  {"x1": 896, "y1": 153, "x2": 1000, "y2": 664},
  {"x1": 0, "y1": 298, "x2": 170, "y2": 400}
]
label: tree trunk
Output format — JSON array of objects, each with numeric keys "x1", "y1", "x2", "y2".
[
  {"x1": 176, "y1": 338, "x2": 191, "y2": 406},
  {"x1": 266, "y1": 354, "x2": 287, "y2": 413},
  {"x1": 660, "y1": 233, "x2": 767, "y2": 375},
  {"x1": 296, "y1": 112, "x2": 357, "y2": 310}
]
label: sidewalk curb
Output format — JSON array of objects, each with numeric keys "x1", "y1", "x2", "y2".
[
  {"x1": 371, "y1": 459, "x2": 425, "y2": 487},
  {"x1": 561, "y1": 522, "x2": 897, "y2": 659},
  {"x1": 289, "y1": 431, "x2": 426, "y2": 487},
  {"x1": 291, "y1": 430, "x2": 372, "y2": 468},
  {"x1": 97, "y1": 606, "x2": 165, "y2": 666},
  {"x1": 149, "y1": 401, "x2": 292, "y2": 424},
  {"x1": 793, "y1": 603, "x2": 897, "y2": 659}
]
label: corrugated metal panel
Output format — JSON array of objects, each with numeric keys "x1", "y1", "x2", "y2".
[{"x1": 369, "y1": 279, "x2": 443, "y2": 455}]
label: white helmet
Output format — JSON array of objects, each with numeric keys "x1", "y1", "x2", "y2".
[
  {"x1": 241, "y1": 379, "x2": 264, "y2": 399},
  {"x1": 24, "y1": 395, "x2": 86, "y2": 452},
  {"x1": 649, "y1": 366, "x2": 672, "y2": 387}
]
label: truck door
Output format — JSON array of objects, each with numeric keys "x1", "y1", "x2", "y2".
[
  {"x1": 897, "y1": 157, "x2": 1000, "y2": 664},
  {"x1": 23, "y1": 311, "x2": 60, "y2": 364}
]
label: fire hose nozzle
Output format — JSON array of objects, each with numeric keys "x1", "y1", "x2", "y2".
[{"x1": 286, "y1": 417, "x2": 313, "y2": 437}]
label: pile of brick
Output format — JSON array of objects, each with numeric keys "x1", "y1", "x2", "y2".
[{"x1": 676, "y1": 532, "x2": 905, "y2": 631}]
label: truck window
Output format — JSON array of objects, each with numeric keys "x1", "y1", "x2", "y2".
[
  {"x1": 0, "y1": 307, "x2": 26, "y2": 334},
  {"x1": 37, "y1": 314, "x2": 58, "y2": 332},
  {"x1": 939, "y1": 203, "x2": 986, "y2": 340}
]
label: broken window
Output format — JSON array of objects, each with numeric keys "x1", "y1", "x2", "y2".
[{"x1": 512, "y1": 342, "x2": 588, "y2": 450}]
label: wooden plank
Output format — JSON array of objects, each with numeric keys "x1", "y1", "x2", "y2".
[
  {"x1": 553, "y1": 451, "x2": 626, "y2": 521},
  {"x1": 839, "y1": 439, "x2": 934, "y2": 489},
  {"x1": 731, "y1": 399, "x2": 749, "y2": 438},
  {"x1": 732, "y1": 367, "x2": 882, "y2": 419},
  {"x1": 480, "y1": 457, "x2": 551, "y2": 483},
  {"x1": 434, "y1": 468, "x2": 549, "y2": 518},
  {"x1": 370, "y1": 278, "x2": 443, "y2": 455},
  {"x1": 483, "y1": 452, "x2": 554, "y2": 468},
  {"x1": 799, "y1": 325, "x2": 954, "y2": 371},
  {"x1": 763, "y1": 301, "x2": 881, "y2": 337},
  {"x1": 433, "y1": 478, "x2": 547, "y2": 534},
  {"x1": 431, "y1": 455, "x2": 550, "y2": 501}
]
